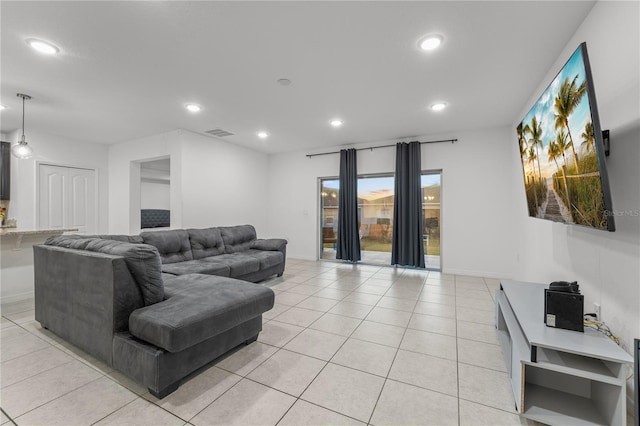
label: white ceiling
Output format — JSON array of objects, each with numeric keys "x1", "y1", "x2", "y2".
[{"x1": 1, "y1": 1, "x2": 595, "y2": 154}]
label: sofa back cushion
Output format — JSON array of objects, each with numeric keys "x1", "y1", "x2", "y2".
[
  {"x1": 188, "y1": 228, "x2": 226, "y2": 259},
  {"x1": 65, "y1": 234, "x2": 144, "y2": 244},
  {"x1": 220, "y1": 225, "x2": 257, "y2": 253},
  {"x1": 95, "y1": 234, "x2": 144, "y2": 244},
  {"x1": 140, "y1": 229, "x2": 193, "y2": 264},
  {"x1": 45, "y1": 235, "x2": 164, "y2": 306}
]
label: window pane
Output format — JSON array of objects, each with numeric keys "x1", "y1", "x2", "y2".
[
  {"x1": 321, "y1": 172, "x2": 442, "y2": 271},
  {"x1": 357, "y1": 175, "x2": 394, "y2": 265},
  {"x1": 320, "y1": 179, "x2": 339, "y2": 260},
  {"x1": 422, "y1": 173, "x2": 441, "y2": 270}
]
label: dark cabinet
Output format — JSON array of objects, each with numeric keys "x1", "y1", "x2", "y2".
[{"x1": 1, "y1": 141, "x2": 10, "y2": 200}]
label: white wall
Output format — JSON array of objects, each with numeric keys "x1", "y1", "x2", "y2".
[
  {"x1": 1, "y1": 129, "x2": 109, "y2": 302},
  {"x1": 108, "y1": 130, "x2": 183, "y2": 234},
  {"x1": 141, "y1": 182, "x2": 170, "y2": 210},
  {"x1": 4, "y1": 129, "x2": 109, "y2": 232},
  {"x1": 180, "y1": 131, "x2": 270, "y2": 234},
  {"x1": 108, "y1": 129, "x2": 270, "y2": 235},
  {"x1": 512, "y1": 1, "x2": 639, "y2": 360},
  {"x1": 266, "y1": 127, "x2": 518, "y2": 278}
]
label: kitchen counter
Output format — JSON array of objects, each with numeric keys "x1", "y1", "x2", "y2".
[
  {"x1": 0, "y1": 227, "x2": 78, "y2": 248},
  {"x1": 1, "y1": 227, "x2": 79, "y2": 303},
  {"x1": 0, "y1": 227, "x2": 78, "y2": 237}
]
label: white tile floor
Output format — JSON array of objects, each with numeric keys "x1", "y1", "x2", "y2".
[{"x1": 0, "y1": 259, "x2": 534, "y2": 426}]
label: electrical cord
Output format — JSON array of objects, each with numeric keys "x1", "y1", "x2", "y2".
[
  {"x1": 582, "y1": 315, "x2": 634, "y2": 380},
  {"x1": 583, "y1": 313, "x2": 622, "y2": 345}
]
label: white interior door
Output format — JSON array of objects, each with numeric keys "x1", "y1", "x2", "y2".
[{"x1": 39, "y1": 164, "x2": 96, "y2": 234}]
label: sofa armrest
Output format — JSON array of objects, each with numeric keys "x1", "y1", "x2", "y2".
[
  {"x1": 34, "y1": 245, "x2": 144, "y2": 364},
  {"x1": 251, "y1": 238, "x2": 287, "y2": 252}
]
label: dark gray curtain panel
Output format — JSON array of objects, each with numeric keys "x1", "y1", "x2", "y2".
[
  {"x1": 391, "y1": 142, "x2": 425, "y2": 268},
  {"x1": 336, "y1": 149, "x2": 361, "y2": 262}
]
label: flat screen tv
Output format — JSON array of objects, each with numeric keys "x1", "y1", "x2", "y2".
[{"x1": 517, "y1": 42, "x2": 615, "y2": 231}]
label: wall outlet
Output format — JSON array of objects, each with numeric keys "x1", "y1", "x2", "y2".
[{"x1": 593, "y1": 302, "x2": 601, "y2": 320}]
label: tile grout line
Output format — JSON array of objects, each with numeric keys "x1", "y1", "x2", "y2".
[
  {"x1": 231, "y1": 267, "x2": 510, "y2": 424},
  {"x1": 1, "y1": 356, "x2": 75, "y2": 389},
  {"x1": 178, "y1": 283, "x2": 319, "y2": 425},
  {"x1": 275, "y1": 267, "x2": 395, "y2": 425},
  {"x1": 0, "y1": 407, "x2": 17, "y2": 426},
  {"x1": 365, "y1": 270, "x2": 431, "y2": 425},
  {"x1": 9, "y1": 374, "x2": 107, "y2": 423},
  {"x1": 2, "y1": 262, "x2": 510, "y2": 425},
  {"x1": 91, "y1": 392, "x2": 184, "y2": 426},
  {"x1": 269, "y1": 271, "x2": 375, "y2": 426},
  {"x1": 171, "y1": 369, "x2": 246, "y2": 424},
  {"x1": 455, "y1": 275, "x2": 462, "y2": 426}
]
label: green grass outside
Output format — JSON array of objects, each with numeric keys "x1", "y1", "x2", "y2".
[
  {"x1": 324, "y1": 237, "x2": 441, "y2": 256},
  {"x1": 360, "y1": 237, "x2": 441, "y2": 256}
]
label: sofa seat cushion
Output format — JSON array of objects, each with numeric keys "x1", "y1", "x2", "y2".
[
  {"x1": 244, "y1": 249, "x2": 284, "y2": 269},
  {"x1": 202, "y1": 253, "x2": 260, "y2": 277},
  {"x1": 129, "y1": 274, "x2": 274, "y2": 353},
  {"x1": 161, "y1": 260, "x2": 230, "y2": 277},
  {"x1": 141, "y1": 230, "x2": 193, "y2": 264}
]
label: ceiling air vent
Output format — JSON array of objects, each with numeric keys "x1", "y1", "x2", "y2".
[{"x1": 205, "y1": 128, "x2": 234, "y2": 137}]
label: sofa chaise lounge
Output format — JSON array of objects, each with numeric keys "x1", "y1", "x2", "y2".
[{"x1": 34, "y1": 225, "x2": 285, "y2": 398}]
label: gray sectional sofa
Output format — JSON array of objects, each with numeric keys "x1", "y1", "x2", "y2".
[
  {"x1": 141, "y1": 225, "x2": 286, "y2": 282},
  {"x1": 33, "y1": 225, "x2": 285, "y2": 398}
]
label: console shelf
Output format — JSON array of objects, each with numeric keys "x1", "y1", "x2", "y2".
[
  {"x1": 523, "y1": 383, "x2": 609, "y2": 426},
  {"x1": 496, "y1": 280, "x2": 633, "y2": 425}
]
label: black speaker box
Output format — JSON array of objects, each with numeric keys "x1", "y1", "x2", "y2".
[{"x1": 544, "y1": 289, "x2": 584, "y2": 332}]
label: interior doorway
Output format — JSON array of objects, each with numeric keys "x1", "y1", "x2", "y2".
[{"x1": 139, "y1": 158, "x2": 171, "y2": 229}]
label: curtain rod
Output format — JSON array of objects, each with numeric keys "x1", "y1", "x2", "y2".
[{"x1": 306, "y1": 138, "x2": 457, "y2": 158}]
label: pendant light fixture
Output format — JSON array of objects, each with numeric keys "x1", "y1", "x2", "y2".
[{"x1": 12, "y1": 93, "x2": 34, "y2": 159}]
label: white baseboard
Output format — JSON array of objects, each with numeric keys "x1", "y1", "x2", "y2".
[
  {"x1": 286, "y1": 254, "x2": 317, "y2": 262},
  {"x1": 442, "y1": 267, "x2": 509, "y2": 280},
  {"x1": 0, "y1": 290, "x2": 35, "y2": 305}
]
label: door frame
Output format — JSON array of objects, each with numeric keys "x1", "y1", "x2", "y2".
[
  {"x1": 316, "y1": 172, "x2": 397, "y2": 264},
  {"x1": 36, "y1": 161, "x2": 99, "y2": 232},
  {"x1": 317, "y1": 170, "x2": 444, "y2": 271}
]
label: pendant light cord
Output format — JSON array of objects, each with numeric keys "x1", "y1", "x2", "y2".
[{"x1": 21, "y1": 95, "x2": 25, "y2": 138}]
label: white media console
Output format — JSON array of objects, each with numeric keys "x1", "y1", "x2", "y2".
[{"x1": 496, "y1": 280, "x2": 633, "y2": 425}]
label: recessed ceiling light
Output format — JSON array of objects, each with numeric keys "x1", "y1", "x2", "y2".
[
  {"x1": 419, "y1": 34, "x2": 444, "y2": 51},
  {"x1": 430, "y1": 102, "x2": 447, "y2": 111},
  {"x1": 257, "y1": 131, "x2": 269, "y2": 139},
  {"x1": 0, "y1": 105, "x2": 6, "y2": 110},
  {"x1": 185, "y1": 103, "x2": 201, "y2": 113},
  {"x1": 26, "y1": 38, "x2": 60, "y2": 55},
  {"x1": 330, "y1": 119, "x2": 343, "y2": 127}
]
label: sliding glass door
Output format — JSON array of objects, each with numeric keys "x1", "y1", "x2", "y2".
[
  {"x1": 320, "y1": 171, "x2": 442, "y2": 270},
  {"x1": 357, "y1": 175, "x2": 395, "y2": 264},
  {"x1": 321, "y1": 174, "x2": 394, "y2": 263},
  {"x1": 421, "y1": 172, "x2": 441, "y2": 270},
  {"x1": 320, "y1": 179, "x2": 340, "y2": 259}
]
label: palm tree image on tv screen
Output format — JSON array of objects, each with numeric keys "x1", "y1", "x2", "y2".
[{"x1": 518, "y1": 43, "x2": 614, "y2": 231}]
